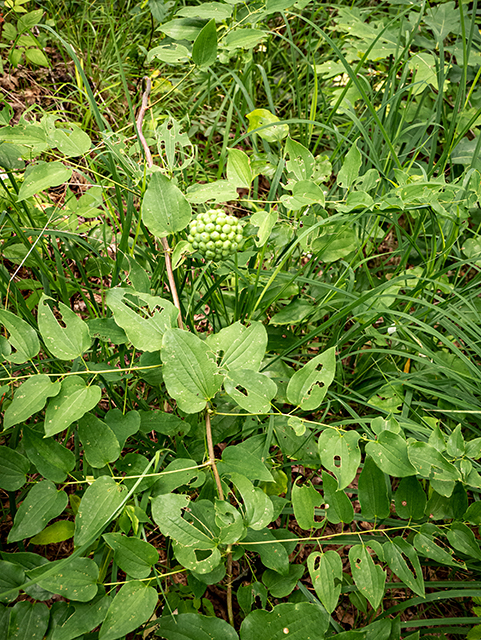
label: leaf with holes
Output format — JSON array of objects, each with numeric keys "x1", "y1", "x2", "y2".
[
  {"x1": 322, "y1": 471, "x2": 354, "y2": 524},
  {"x1": 3, "y1": 374, "x2": 61, "y2": 430},
  {"x1": 358, "y1": 456, "x2": 390, "y2": 521},
  {"x1": 151, "y1": 493, "x2": 217, "y2": 549},
  {"x1": 384, "y1": 538, "x2": 424, "y2": 597},
  {"x1": 215, "y1": 499, "x2": 245, "y2": 545},
  {"x1": 349, "y1": 545, "x2": 386, "y2": 610},
  {"x1": 307, "y1": 550, "x2": 342, "y2": 614},
  {"x1": 162, "y1": 328, "x2": 223, "y2": 413},
  {"x1": 106, "y1": 288, "x2": 178, "y2": 353},
  {"x1": 225, "y1": 370, "x2": 277, "y2": 414},
  {"x1": 365, "y1": 431, "x2": 416, "y2": 478},
  {"x1": 240, "y1": 602, "x2": 329, "y2": 640},
  {"x1": 0, "y1": 309, "x2": 39, "y2": 364},
  {"x1": 292, "y1": 479, "x2": 321, "y2": 530},
  {"x1": 207, "y1": 321, "x2": 267, "y2": 372},
  {"x1": 37, "y1": 294, "x2": 91, "y2": 360},
  {"x1": 8, "y1": 480, "x2": 68, "y2": 543},
  {"x1": 318, "y1": 428, "x2": 361, "y2": 490},
  {"x1": 287, "y1": 347, "x2": 335, "y2": 411},
  {"x1": 44, "y1": 376, "x2": 101, "y2": 437}
]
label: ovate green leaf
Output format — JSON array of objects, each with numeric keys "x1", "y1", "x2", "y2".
[
  {"x1": 318, "y1": 428, "x2": 360, "y2": 490},
  {"x1": 348, "y1": 545, "x2": 386, "y2": 610},
  {"x1": 75, "y1": 476, "x2": 126, "y2": 546},
  {"x1": 142, "y1": 172, "x2": 191, "y2": 238},
  {"x1": 307, "y1": 550, "x2": 342, "y2": 613},
  {"x1": 240, "y1": 602, "x2": 329, "y2": 640},
  {"x1": 0, "y1": 309, "x2": 39, "y2": 363},
  {"x1": 44, "y1": 375, "x2": 101, "y2": 437},
  {"x1": 17, "y1": 161, "x2": 72, "y2": 201},
  {"x1": 287, "y1": 347, "x2": 336, "y2": 411},
  {"x1": 3, "y1": 374, "x2": 60, "y2": 430},
  {"x1": 38, "y1": 294, "x2": 91, "y2": 360},
  {"x1": 192, "y1": 19, "x2": 217, "y2": 67},
  {"x1": 78, "y1": 414, "x2": 120, "y2": 468}
]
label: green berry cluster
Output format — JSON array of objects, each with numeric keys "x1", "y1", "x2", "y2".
[{"x1": 187, "y1": 209, "x2": 243, "y2": 261}]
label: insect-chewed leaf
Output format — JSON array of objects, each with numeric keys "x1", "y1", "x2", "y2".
[
  {"x1": 37, "y1": 294, "x2": 91, "y2": 360},
  {"x1": 151, "y1": 493, "x2": 216, "y2": 549},
  {"x1": 0, "y1": 309, "x2": 40, "y2": 363},
  {"x1": 99, "y1": 581, "x2": 158, "y2": 640},
  {"x1": 318, "y1": 428, "x2": 360, "y2": 490},
  {"x1": 206, "y1": 321, "x2": 267, "y2": 372},
  {"x1": 229, "y1": 472, "x2": 274, "y2": 531},
  {"x1": 348, "y1": 545, "x2": 386, "y2": 611},
  {"x1": 225, "y1": 369, "x2": 277, "y2": 413},
  {"x1": 106, "y1": 288, "x2": 178, "y2": 352},
  {"x1": 161, "y1": 328, "x2": 223, "y2": 413},
  {"x1": 307, "y1": 550, "x2": 343, "y2": 613},
  {"x1": 240, "y1": 602, "x2": 329, "y2": 640},
  {"x1": 215, "y1": 499, "x2": 245, "y2": 545},
  {"x1": 384, "y1": 537, "x2": 425, "y2": 597},
  {"x1": 287, "y1": 347, "x2": 336, "y2": 410}
]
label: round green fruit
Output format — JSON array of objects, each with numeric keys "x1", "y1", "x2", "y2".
[{"x1": 188, "y1": 209, "x2": 243, "y2": 261}]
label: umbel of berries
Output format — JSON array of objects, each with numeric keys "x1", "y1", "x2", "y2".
[{"x1": 187, "y1": 209, "x2": 243, "y2": 261}]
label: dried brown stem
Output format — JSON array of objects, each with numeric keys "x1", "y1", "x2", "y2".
[{"x1": 136, "y1": 76, "x2": 183, "y2": 329}]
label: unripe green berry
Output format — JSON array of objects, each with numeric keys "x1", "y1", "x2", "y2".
[{"x1": 188, "y1": 209, "x2": 243, "y2": 261}]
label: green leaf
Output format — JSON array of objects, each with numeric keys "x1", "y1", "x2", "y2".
[
  {"x1": 243, "y1": 528, "x2": 289, "y2": 575},
  {"x1": 172, "y1": 541, "x2": 222, "y2": 575},
  {"x1": 322, "y1": 471, "x2": 354, "y2": 524},
  {"x1": 227, "y1": 148, "x2": 253, "y2": 188},
  {"x1": 158, "y1": 18, "x2": 206, "y2": 41},
  {"x1": 292, "y1": 478, "x2": 321, "y2": 530},
  {"x1": 3, "y1": 374, "x2": 60, "y2": 430},
  {"x1": 87, "y1": 317, "x2": 128, "y2": 345},
  {"x1": 394, "y1": 477, "x2": 426, "y2": 520},
  {"x1": 229, "y1": 472, "x2": 274, "y2": 531},
  {"x1": 464, "y1": 501, "x2": 481, "y2": 525},
  {"x1": 348, "y1": 545, "x2": 386, "y2": 610},
  {"x1": 285, "y1": 137, "x2": 315, "y2": 181},
  {"x1": 240, "y1": 602, "x2": 329, "y2": 640},
  {"x1": 75, "y1": 476, "x2": 126, "y2": 547},
  {"x1": 413, "y1": 530, "x2": 465, "y2": 568},
  {"x1": 147, "y1": 43, "x2": 191, "y2": 64},
  {"x1": 38, "y1": 294, "x2": 91, "y2": 360},
  {"x1": 307, "y1": 550, "x2": 343, "y2": 613},
  {"x1": 78, "y1": 413, "x2": 121, "y2": 468},
  {"x1": 53, "y1": 124, "x2": 91, "y2": 157},
  {"x1": 7, "y1": 601, "x2": 50, "y2": 640},
  {"x1": 177, "y1": 2, "x2": 232, "y2": 21},
  {"x1": 287, "y1": 347, "x2": 336, "y2": 411},
  {"x1": 23, "y1": 426, "x2": 75, "y2": 483},
  {"x1": 106, "y1": 288, "x2": 179, "y2": 352},
  {"x1": 384, "y1": 538, "x2": 425, "y2": 597},
  {"x1": 103, "y1": 533, "x2": 158, "y2": 579},
  {"x1": 337, "y1": 139, "x2": 362, "y2": 190},
  {"x1": 447, "y1": 522, "x2": 481, "y2": 560},
  {"x1": 280, "y1": 180, "x2": 325, "y2": 210},
  {"x1": 250, "y1": 209, "x2": 278, "y2": 246},
  {"x1": 44, "y1": 376, "x2": 102, "y2": 437},
  {"x1": 161, "y1": 328, "x2": 223, "y2": 413},
  {"x1": 0, "y1": 309, "x2": 40, "y2": 363},
  {"x1": 269, "y1": 300, "x2": 314, "y2": 325},
  {"x1": 246, "y1": 109, "x2": 289, "y2": 143},
  {"x1": 358, "y1": 456, "x2": 390, "y2": 520},
  {"x1": 17, "y1": 161, "x2": 72, "y2": 201},
  {"x1": 30, "y1": 520, "x2": 74, "y2": 545},
  {"x1": 219, "y1": 444, "x2": 273, "y2": 482},
  {"x1": 25, "y1": 48, "x2": 49, "y2": 66},
  {"x1": 311, "y1": 225, "x2": 357, "y2": 263},
  {"x1": 446, "y1": 424, "x2": 465, "y2": 458},
  {"x1": 225, "y1": 369, "x2": 277, "y2": 413},
  {"x1": 142, "y1": 172, "x2": 191, "y2": 238},
  {"x1": 192, "y1": 18, "x2": 217, "y2": 67},
  {"x1": 185, "y1": 179, "x2": 239, "y2": 204},
  {"x1": 0, "y1": 561, "x2": 25, "y2": 603},
  {"x1": 51, "y1": 595, "x2": 111, "y2": 640},
  {"x1": 157, "y1": 612, "x2": 239, "y2": 640},
  {"x1": 223, "y1": 29, "x2": 267, "y2": 52},
  {"x1": 263, "y1": 564, "x2": 304, "y2": 598},
  {"x1": 0, "y1": 446, "x2": 30, "y2": 491},
  {"x1": 8, "y1": 480, "x2": 68, "y2": 543},
  {"x1": 365, "y1": 431, "x2": 416, "y2": 478},
  {"x1": 407, "y1": 441, "x2": 461, "y2": 483},
  {"x1": 318, "y1": 428, "x2": 361, "y2": 490},
  {"x1": 104, "y1": 409, "x2": 140, "y2": 448},
  {"x1": 207, "y1": 321, "x2": 267, "y2": 372},
  {"x1": 31, "y1": 557, "x2": 99, "y2": 602}
]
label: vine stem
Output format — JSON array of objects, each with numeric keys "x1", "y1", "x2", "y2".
[
  {"x1": 205, "y1": 411, "x2": 234, "y2": 626},
  {"x1": 135, "y1": 76, "x2": 183, "y2": 329}
]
